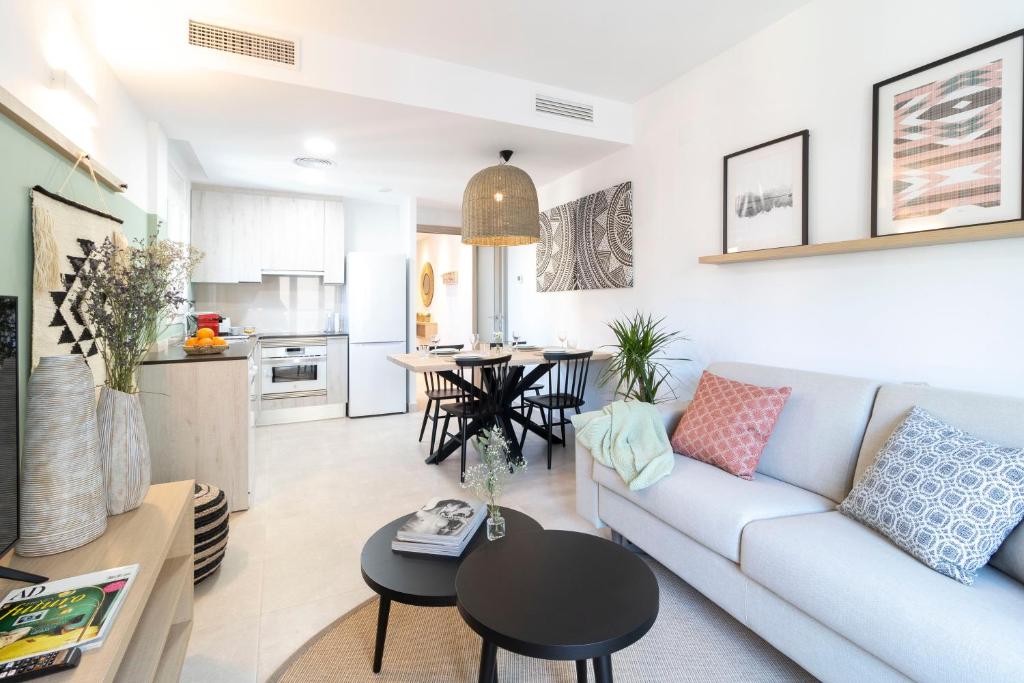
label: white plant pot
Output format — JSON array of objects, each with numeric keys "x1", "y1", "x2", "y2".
[
  {"x1": 17, "y1": 355, "x2": 107, "y2": 556},
  {"x1": 97, "y1": 386, "x2": 151, "y2": 515}
]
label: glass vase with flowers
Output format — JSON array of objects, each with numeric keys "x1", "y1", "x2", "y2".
[{"x1": 461, "y1": 427, "x2": 525, "y2": 540}]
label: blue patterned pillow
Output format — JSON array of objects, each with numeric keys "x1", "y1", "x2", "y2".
[{"x1": 840, "y1": 406, "x2": 1024, "y2": 585}]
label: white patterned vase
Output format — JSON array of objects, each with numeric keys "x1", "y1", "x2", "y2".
[
  {"x1": 97, "y1": 386, "x2": 151, "y2": 515},
  {"x1": 17, "y1": 355, "x2": 107, "y2": 556}
]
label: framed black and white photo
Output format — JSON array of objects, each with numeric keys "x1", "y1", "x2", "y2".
[
  {"x1": 723, "y1": 130, "x2": 808, "y2": 254},
  {"x1": 872, "y1": 30, "x2": 1024, "y2": 237}
]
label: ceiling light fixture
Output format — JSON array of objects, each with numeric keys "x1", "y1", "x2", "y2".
[
  {"x1": 294, "y1": 156, "x2": 334, "y2": 169},
  {"x1": 461, "y1": 150, "x2": 539, "y2": 246},
  {"x1": 304, "y1": 137, "x2": 336, "y2": 156}
]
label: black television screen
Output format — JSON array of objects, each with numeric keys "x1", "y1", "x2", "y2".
[{"x1": 0, "y1": 296, "x2": 18, "y2": 555}]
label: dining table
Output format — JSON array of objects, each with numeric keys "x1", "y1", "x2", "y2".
[{"x1": 388, "y1": 347, "x2": 612, "y2": 465}]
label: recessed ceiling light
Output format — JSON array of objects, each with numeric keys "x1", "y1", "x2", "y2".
[
  {"x1": 378, "y1": 187, "x2": 392, "y2": 193},
  {"x1": 294, "y1": 157, "x2": 334, "y2": 169},
  {"x1": 304, "y1": 137, "x2": 336, "y2": 156}
]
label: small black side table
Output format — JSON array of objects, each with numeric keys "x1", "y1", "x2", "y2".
[
  {"x1": 360, "y1": 508, "x2": 542, "y2": 673},
  {"x1": 456, "y1": 530, "x2": 659, "y2": 683}
]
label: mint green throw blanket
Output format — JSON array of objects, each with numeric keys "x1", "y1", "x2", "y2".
[{"x1": 571, "y1": 400, "x2": 674, "y2": 491}]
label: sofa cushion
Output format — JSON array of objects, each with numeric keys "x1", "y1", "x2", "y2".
[
  {"x1": 742, "y1": 511, "x2": 1024, "y2": 683},
  {"x1": 670, "y1": 370, "x2": 791, "y2": 479},
  {"x1": 707, "y1": 363, "x2": 879, "y2": 503},
  {"x1": 840, "y1": 406, "x2": 1024, "y2": 585},
  {"x1": 856, "y1": 383, "x2": 1024, "y2": 584},
  {"x1": 593, "y1": 454, "x2": 834, "y2": 562}
]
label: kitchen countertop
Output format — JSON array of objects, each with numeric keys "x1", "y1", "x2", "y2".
[
  {"x1": 141, "y1": 338, "x2": 255, "y2": 365},
  {"x1": 141, "y1": 332, "x2": 350, "y2": 365}
]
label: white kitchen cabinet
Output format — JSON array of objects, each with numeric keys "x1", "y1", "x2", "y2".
[
  {"x1": 191, "y1": 189, "x2": 264, "y2": 283},
  {"x1": 323, "y1": 200, "x2": 346, "y2": 284},
  {"x1": 327, "y1": 336, "x2": 349, "y2": 404},
  {"x1": 191, "y1": 190, "x2": 237, "y2": 283},
  {"x1": 233, "y1": 193, "x2": 265, "y2": 282},
  {"x1": 261, "y1": 196, "x2": 325, "y2": 273},
  {"x1": 192, "y1": 188, "x2": 344, "y2": 282}
]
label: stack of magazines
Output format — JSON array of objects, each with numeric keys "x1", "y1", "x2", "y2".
[
  {"x1": 0, "y1": 565, "x2": 138, "y2": 666},
  {"x1": 391, "y1": 498, "x2": 486, "y2": 557}
]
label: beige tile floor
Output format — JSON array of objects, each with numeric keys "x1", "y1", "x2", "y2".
[{"x1": 181, "y1": 409, "x2": 596, "y2": 682}]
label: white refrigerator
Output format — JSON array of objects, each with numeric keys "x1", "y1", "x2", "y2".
[{"x1": 347, "y1": 252, "x2": 408, "y2": 417}]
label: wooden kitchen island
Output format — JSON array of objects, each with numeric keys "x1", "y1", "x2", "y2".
[{"x1": 138, "y1": 340, "x2": 257, "y2": 512}]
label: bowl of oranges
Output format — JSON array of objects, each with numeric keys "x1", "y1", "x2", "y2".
[{"x1": 183, "y1": 327, "x2": 229, "y2": 355}]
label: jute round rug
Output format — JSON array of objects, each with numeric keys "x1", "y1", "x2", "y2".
[{"x1": 272, "y1": 560, "x2": 815, "y2": 682}]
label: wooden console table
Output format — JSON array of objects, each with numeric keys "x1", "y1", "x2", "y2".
[{"x1": 0, "y1": 481, "x2": 195, "y2": 682}]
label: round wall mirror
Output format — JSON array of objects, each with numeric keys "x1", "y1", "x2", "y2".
[{"x1": 420, "y1": 262, "x2": 434, "y2": 307}]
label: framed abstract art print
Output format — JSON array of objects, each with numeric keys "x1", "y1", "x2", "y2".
[
  {"x1": 872, "y1": 30, "x2": 1024, "y2": 236},
  {"x1": 723, "y1": 130, "x2": 809, "y2": 254}
]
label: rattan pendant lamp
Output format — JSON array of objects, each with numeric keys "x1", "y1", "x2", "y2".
[{"x1": 461, "y1": 150, "x2": 539, "y2": 246}]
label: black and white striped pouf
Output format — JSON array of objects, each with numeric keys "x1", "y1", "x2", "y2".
[{"x1": 194, "y1": 483, "x2": 229, "y2": 584}]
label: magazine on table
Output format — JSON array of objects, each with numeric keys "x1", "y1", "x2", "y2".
[
  {"x1": 392, "y1": 498, "x2": 485, "y2": 556},
  {"x1": 0, "y1": 564, "x2": 139, "y2": 665}
]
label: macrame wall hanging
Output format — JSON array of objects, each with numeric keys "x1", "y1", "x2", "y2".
[{"x1": 31, "y1": 153, "x2": 126, "y2": 388}]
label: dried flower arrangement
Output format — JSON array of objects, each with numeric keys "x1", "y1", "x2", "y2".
[{"x1": 77, "y1": 238, "x2": 202, "y2": 393}]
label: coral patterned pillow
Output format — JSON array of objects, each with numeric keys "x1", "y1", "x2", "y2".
[{"x1": 670, "y1": 371, "x2": 792, "y2": 479}]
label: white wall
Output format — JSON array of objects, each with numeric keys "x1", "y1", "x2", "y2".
[
  {"x1": 509, "y1": 0, "x2": 1024, "y2": 399},
  {"x1": 415, "y1": 234, "x2": 474, "y2": 346},
  {"x1": 344, "y1": 199, "x2": 405, "y2": 253},
  {"x1": 418, "y1": 205, "x2": 462, "y2": 228},
  {"x1": 0, "y1": 0, "x2": 154, "y2": 211}
]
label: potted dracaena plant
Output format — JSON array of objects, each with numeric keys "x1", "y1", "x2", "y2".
[
  {"x1": 78, "y1": 237, "x2": 201, "y2": 514},
  {"x1": 599, "y1": 312, "x2": 688, "y2": 404}
]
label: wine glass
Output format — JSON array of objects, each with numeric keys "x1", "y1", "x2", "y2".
[
  {"x1": 470, "y1": 332, "x2": 479, "y2": 351},
  {"x1": 430, "y1": 333, "x2": 440, "y2": 352},
  {"x1": 512, "y1": 330, "x2": 520, "y2": 347},
  {"x1": 557, "y1": 330, "x2": 567, "y2": 349}
]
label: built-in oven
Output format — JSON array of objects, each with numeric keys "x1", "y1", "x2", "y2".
[{"x1": 260, "y1": 337, "x2": 328, "y2": 401}]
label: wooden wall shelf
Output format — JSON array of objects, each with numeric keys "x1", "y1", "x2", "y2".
[
  {"x1": 0, "y1": 84, "x2": 126, "y2": 193},
  {"x1": 698, "y1": 220, "x2": 1024, "y2": 264}
]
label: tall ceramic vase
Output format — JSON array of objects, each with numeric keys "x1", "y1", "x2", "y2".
[
  {"x1": 97, "y1": 386, "x2": 151, "y2": 515},
  {"x1": 17, "y1": 355, "x2": 107, "y2": 556}
]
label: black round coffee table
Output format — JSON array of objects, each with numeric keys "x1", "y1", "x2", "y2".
[
  {"x1": 456, "y1": 530, "x2": 659, "y2": 683},
  {"x1": 360, "y1": 508, "x2": 541, "y2": 673}
]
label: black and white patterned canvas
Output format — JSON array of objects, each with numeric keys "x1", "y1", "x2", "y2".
[
  {"x1": 537, "y1": 181, "x2": 633, "y2": 292},
  {"x1": 840, "y1": 406, "x2": 1024, "y2": 584}
]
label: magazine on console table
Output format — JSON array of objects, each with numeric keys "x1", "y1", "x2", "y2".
[
  {"x1": 391, "y1": 498, "x2": 485, "y2": 557},
  {"x1": 0, "y1": 564, "x2": 139, "y2": 665}
]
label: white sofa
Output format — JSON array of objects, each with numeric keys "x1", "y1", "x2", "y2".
[{"x1": 575, "y1": 362, "x2": 1024, "y2": 683}]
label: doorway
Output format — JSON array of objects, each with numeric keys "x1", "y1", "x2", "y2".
[
  {"x1": 474, "y1": 246, "x2": 508, "y2": 345},
  {"x1": 414, "y1": 224, "x2": 475, "y2": 408}
]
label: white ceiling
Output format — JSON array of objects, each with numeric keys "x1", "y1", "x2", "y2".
[
  {"x1": 135, "y1": 71, "x2": 624, "y2": 209},
  {"x1": 76, "y1": 0, "x2": 810, "y2": 208},
  {"x1": 158, "y1": 0, "x2": 809, "y2": 103}
]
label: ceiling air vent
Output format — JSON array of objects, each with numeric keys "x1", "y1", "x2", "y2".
[
  {"x1": 535, "y1": 95, "x2": 594, "y2": 123},
  {"x1": 188, "y1": 20, "x2": 296, "y2": 66}
]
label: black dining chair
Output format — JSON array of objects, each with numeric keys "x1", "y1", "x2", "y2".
[
  {"x1": 439, "y1": 355, "x2": 512, "y2": 482},
  {"x1": 520, "y1": 350, "x2": 593, "y2": 469},
  {"x1": 418, "y1": 344, "x2": 466, "y2": 456}
]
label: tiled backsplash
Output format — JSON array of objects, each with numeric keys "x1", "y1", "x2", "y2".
[{"x1": 192, "y1": 275, "x2": 343, "y2": 334}]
